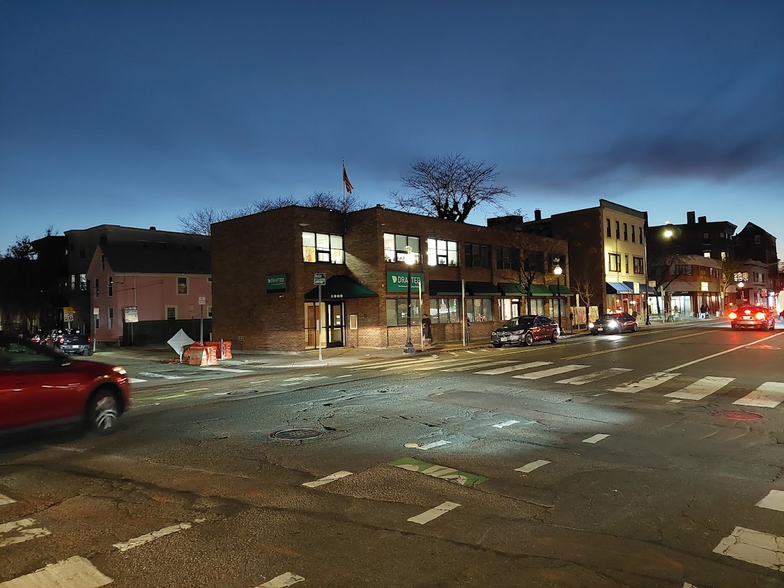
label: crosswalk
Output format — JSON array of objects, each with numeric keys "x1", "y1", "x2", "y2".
[{"x1": 351, "y1": 354, "x2": 784, "y2": 408}]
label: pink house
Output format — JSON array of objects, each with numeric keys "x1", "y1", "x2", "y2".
[{"x1": 87, "y1": 242, "x2": 212, "y2": 344}]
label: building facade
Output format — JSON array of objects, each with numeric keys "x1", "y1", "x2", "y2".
[{"x1": 212, "y1": 205, "x2": 571, "y2": 351}]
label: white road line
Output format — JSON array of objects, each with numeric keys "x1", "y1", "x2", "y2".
[
  {"x1": 336, "y1": 374, "x2": 352, "y2": 378},
  {"x1": 0, "y1": 494, "x2": 16, "y2": 506},
  {"x1": 664, "y1": 376, "x2": 735, "y2": 400},
  {"x1": 256, "y1": 572, "x2": 306, "y2": 588},
  {"x1": 583, "y1": 434, "x2": 610, "y2": 444},
  {"x1": 138, "y1": 372, "x2": 184, "y2": 380},
  {"x1": 713, "y1": 526, "x2": 784, "y2": 571},
  {"x1": 184, "y1": 388, "x2": 210, "y2": 393},
  {"x1": 128, "y1": 377, "x2": 147, "y2": 383},
  {"x1": 407, "y1": 501, "x2": 460, "y2": 525},
  {"x1": 352, "y1": 356, "x2": 438, "y2": 370},
  {"x1": 302, "y1": 471, "x2": 353, "y2": 488},
  {"x1": 609, "y1": 371, "x2": 679, "y2": 393},
  {"x1": 442, "y1": 360, "x2": 517, "y2": 372},
  {"x1": 515, "y1": 460, "x2": 551, "y2": 473},
  {"x1": 416, "y1": 440, "x2": 451, "y2": 450},
  {"x1": 475, "y1": 361, "x2": 552, "y2": 375},
  {"x1": 202, "y1": 366, "x2": 253, "y2": 373},
  {"x1": 733, "y1": 382, "x2": 784, "y2": 408},
  {"x1": 756, "y1": 490, "x2": 784, "y2": 512},
  {"x1": 668, "y1": 331, "x2": 784, "y2": 371},
  {"x1": 565, "y1": 331, "x2": 705, "y2": 360},
  {"x1": 492, "y1": 420, "x2": 519, "y2": 429},
  {"x1": 0, "y1": 556, "x2": 112, "y2": 588},
  {"x1": 513, "y1": 364, "x2": 588, "y2": 380},
  {"x1": 557, "y1": 367, "x2": 632, "y2": 385},
  {"x1": 0, "y1": 518, "x2": 52, "y2": 548},
  {"x1": 113, "y1": 519, "x2": 205, "y2": 552},
  {"x1": 280, "y1": 376, "x2": 329, "y2": 386}
]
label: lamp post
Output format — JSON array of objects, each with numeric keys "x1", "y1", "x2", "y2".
[
  {"x1": 403, "y1": 246, "x2": 416, "y2": 355},
  {"x1": 553, "y1": 258, "x2": 563, "y2": 334}
]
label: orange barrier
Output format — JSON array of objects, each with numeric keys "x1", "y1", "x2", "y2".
[
  {"x1": 203, "y1": 340, "x2": 232, "y2": 360},
  {"x1": 184, "y1": 345, "x2": 218, "y2": 366}
]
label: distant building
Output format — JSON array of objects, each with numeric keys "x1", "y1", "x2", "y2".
[{"x1": 732, "y1": 222, "x2": 779, "y2": 308}]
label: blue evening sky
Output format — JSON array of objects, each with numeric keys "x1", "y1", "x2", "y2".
[{"x1": 2, "y1": 1, "x2": 782, "y2": 254}]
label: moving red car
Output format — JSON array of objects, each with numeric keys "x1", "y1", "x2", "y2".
[
  {"x1": 0, "y1": 333, "x2": 132, "y2": 436},
  {"x1": 728, "y1": 305, "x2": 776, "y2": 331}
]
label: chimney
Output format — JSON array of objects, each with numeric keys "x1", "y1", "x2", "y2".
[
  {"x1": 698, "y1": 216, "x2": 707, "y2": 224},
  {"x1": 534, "y1": 209, "x2": 542, "y2": 221},
  {"x1": 149, "y1": 226, "x2": 157, "y2": 230},
  {"x1": 686, "y1": 212, "x2": 695, "y2": 224}
]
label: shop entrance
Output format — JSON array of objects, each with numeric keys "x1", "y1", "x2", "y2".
[{"x1": 304, "y1": 301, "x2": 345, "y2": 349}]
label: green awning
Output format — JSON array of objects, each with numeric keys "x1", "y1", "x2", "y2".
[
  {"x1": 549, "y1": 284, "x2": 573, "y2": 295},
  {"x1": 304, "y1": 275, "x2": 378, "y2": 300},
  {"x1": 527, "y1": 284, "x2": 553, "y2": 297},
  {"x1": 466, "y1": 281, "x2": 501, "y2": 296},
  {"x1": 429, "y1": 280, "x2": 463, "y2": 296},
  {"x1": 498, "y1": 283, "x2": 525, "y2": 296}
]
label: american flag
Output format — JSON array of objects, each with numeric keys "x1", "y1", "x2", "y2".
[{"x1": 343, "y1": 162, "x2": 354, "y2": 194}]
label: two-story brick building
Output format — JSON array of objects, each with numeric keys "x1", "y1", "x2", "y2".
[{"x1": 211, "y1": 205, "x2": 571, "y2": 351}]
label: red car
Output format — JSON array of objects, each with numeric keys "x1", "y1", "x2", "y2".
[
  {"x1": 728, "y1": 306, "x2": 776, "y2": 331},
  {"x1": 0, "y1": 333, "x2": 132, "y2": 436}
]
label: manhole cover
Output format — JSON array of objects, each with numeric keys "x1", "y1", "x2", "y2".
[
  {"x1": 712, "y1": 410, "x2": 764, "y2": 421},
  {"x1": 271, "y1": 428, "x2": 323, "y2": 440}
]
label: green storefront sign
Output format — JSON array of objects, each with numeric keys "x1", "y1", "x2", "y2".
[
  {"x1": 266, "y1": 273, "x2": 287, "y2": 292},
  {"x1": 387, "y1": 271, "x2": 425, "y2": 293}
]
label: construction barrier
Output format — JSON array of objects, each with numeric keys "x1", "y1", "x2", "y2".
[
  {"x1": 203, "y1": 340, "x2": 232, "y2": 360},
  {"x1": 184, "y1": 344, "x2": 218, "y2": 366}
]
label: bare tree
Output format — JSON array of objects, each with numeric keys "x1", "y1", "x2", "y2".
[
  {"x1": 649, "y1": 253, "x2": 690, "y2": 317},
  {"x1": 393, "y1": 154, "x2": 511, "y2": 222},
  {"x1": 178, "y1": 207, "x2": 234, "y2": 235}
]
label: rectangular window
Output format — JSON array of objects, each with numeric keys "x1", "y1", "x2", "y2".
[
  {"x1": 430, "y1": 298, "x2": 460, "y2": 324},
  {"x1": 94, "y1": 312, "x2": 99, "y2": 330},
  {"x1": 631, "y1": 225, "x2": 636, "y2": 243},
  {"x1": 623, "y1": 223, "x2": 628, "y2": 241},
  {"x1": 207, "y1": 305, "x2": 213, "y2": 319},
  {"x1": 383, "y1": 233, "x2": 420, "y2": 263},
  {"x1": 70, "y1": 275, "x2": 76, "y2": 290},
  {"x1": 615, "y1": 221, "x2": 620, "y2": 239},
  {"x1": 467, "y1": 299, "x2": 493, "y2": 322},
  {"x1": 108, "y1": 276, "x2": 113, "y2": 297},
  {"x1": 703, "y1": 232, "x2": 710, "y2": 240},
  {"x1": 465, "y1": 243, "x2": 491, "y2": 269},
  {"x1": 94, "y1": 278, "x2": 100, "y2": 298},
  {"x1": 608, "y1": 253, "x2": 621, "y2": 272},
  {"x1": 166, "y1": 306, "x2": 177, "y2": 320},
  {"x1": 675, "y1": 265, "x2": 693, "y2": 276},
  {"x1": 496, "y1": 246, "x2": 520, "y2": 270},
  {"x1": 754, "y1": 235, "x2": 761, "y2": 244},
  {"x1": 639, "y1": 227, "x2": 643, "y2": 243},
  {"x1": 606, "y1": 219, "x2": 611, "y2": 238},
  {"x1": 108, "y1": 307, "x2": 114, "y2": 330},
  {"x1": 100, "y1": 254, "x2": 105, "y2": 270},
  {"x1": 302, "y1": 232, "x2": 344, "y2": 264},
  {"x1": 624, "y1": 254, "x2": 629, "y2": 273},
  {"x1": 427, "y1": 238, "x2": 458, "y2": 266},
  {"x1": 703, "y1": 252, "x2": 711, "y2": 258},
  {"x1": 633, "y1": 256, "x2": 644, "y2": 274},
  {"x1": 177, "y1": 277, "x2": 188, "y2": 295},
  {"x1": 385, "y1": 299, "x2": 421, "y2": 327},
  {"x1": 80, "y1": 274, "x2": 88, "y2": 292}
]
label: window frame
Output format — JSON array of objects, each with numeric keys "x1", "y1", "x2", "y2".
[
  {"x1": 633, "y1": 256, "x2": 644, "y2": 274},
  {"x1": 427, "y1": 238, "x2": 459, "y2": 267},
  {"x1": 608, "y1": 253, "x2": 621, "y2": 272},
  {"x1": 465, "y1": 243, "x2": 491, "y2": 269},
  {"x1": 302, "y1": 231, "x2": 345, "y2": 264},
  {"x1": 384, "y1": 233, "x2": 421, "y2": 263},
  {"x1": 385, "y1": 299, "x2": 422, "y2": 327},
  {"x1": 177, "y1": 277, "x2": 189, "y2": 295}
]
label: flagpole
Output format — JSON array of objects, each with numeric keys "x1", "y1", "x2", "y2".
[{"x1": 342, "y1": 158, "x2": 347, "y2": 212}]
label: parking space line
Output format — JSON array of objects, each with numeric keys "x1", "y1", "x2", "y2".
[
  {"x1": 408, "y1": 501, "x2": 460, "y2": 525},
  {"x1": 0, "y1": 555, "x2": 112, "y2": 588}
]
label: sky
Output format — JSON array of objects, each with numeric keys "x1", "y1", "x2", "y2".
[{"x1": 1, "y1": 0, "x2": 783, "y2": 254}]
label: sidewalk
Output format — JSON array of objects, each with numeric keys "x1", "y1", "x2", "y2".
[{"x1": 93, "y1": 314, "x2": 730, "y2": 370}]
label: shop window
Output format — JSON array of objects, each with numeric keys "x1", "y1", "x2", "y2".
[
  {"x1": 427, "y1": 238, "x2": 458, "y2": 266},
  {"x1": 429, "y1": 298, "x2": 459, "y2": 323},
  {"x1": 608, "y1": 254, "x2": 621, "y2": 272},
  {"x1": 467, "y1": 299, "x2": 493, "y2": 322},
  {"x1": 177, "y1": 277, "x2": 188, "y2": 295},
  {"x1": 385, "y1": 299, "x2": 421, "y2": 327},
  {"x1": 384, "y1": 233, "x2": 420, "y2": 263},
  {"x1": 465, "y1": 243, "x2": 491, "y2": 268},
  {"x1": 302, "y1": 232, "x2": 344, "y2": 264}
]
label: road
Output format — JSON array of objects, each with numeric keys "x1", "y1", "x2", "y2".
[{"x1": 2, "y1": 323, "x2": 784, "y2": 587}]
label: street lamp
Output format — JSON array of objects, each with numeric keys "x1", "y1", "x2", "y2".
[
  {"x1": 403, "y1": 246, "x2": 416, "y2": 355},
  {"x1": 553, "y1": 258, "x2": 563, "y2": 334}
]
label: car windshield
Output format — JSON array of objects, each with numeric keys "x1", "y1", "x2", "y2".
[
  {"x1": 599, "y1": 314, "x2": 620, "y2": 321},
  {"x1": 504, "y1": 317, "x2": 534, "y2": 329}
]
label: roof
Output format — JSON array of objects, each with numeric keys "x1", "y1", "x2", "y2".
[{"x1": 99, "y1": 244, "x2": 211, "y2": 274}]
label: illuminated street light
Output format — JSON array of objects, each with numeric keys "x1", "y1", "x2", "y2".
[
  {"x1": 553, "y1": 258, "x2": 563, "y2": 334},
  {"x1": 403, "y1": 246, "x2": 416, "y2": 355}
]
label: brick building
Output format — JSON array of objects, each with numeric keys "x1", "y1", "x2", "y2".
[{"x1": 212, "y1": 205, "x2": 570, "y2": 351}]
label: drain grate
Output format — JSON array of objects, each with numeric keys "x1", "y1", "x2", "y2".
[
  {"x1": 712, "y1": 410, "x2": 764, "y2": 421},
  {"x1": 271, "y1": 428, "x2": 323, "y2": 440}
]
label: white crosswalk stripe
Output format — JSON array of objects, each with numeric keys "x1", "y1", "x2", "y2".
[
  {"x1": 442, "y1": 360, "x2": 517, "y2": 372},
  {"x1": 664, "y1": 376, "x2": 735, "y2": 400},
  {"x1": 513, "y1": 364, "x2": 589, "y2": 380},
  {"x1": 557, "y1": 367, "x2": 632, "y2": 385},
  {"x1": 412, "y1": 357, "x2": 506, "y2": 372},
  {"x1": 609, "y1": 371, "x2": 679, "y2": 393},
  {"x1": 733, "y1": 382, "x2": 784, "y2": 408},
  {"x1": 475, "y1": 361, "x2": 552, "y2": 375}
]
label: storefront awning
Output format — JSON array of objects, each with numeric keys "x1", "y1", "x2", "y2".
[
  {"x1": 304, "y1": 275, "x2": 378, "y2": 300},
  {"x1": 639, "y1": 284, "x2": 657, "y2": 294},
  {"x1": 549, "y1": 284, "x2": 573, "y2": 296},
  {"x1": 527, "y1": 284, "x2": 553, "y2": 297},
  {"x1": 606, "y1": 282, "x2": 633, "y2": 294},
  {"x1": 429, "y1": 280, "x2": 464, "y2": 296},
  {"x1": 466, "y1": 281, "x2": 501, "y2": 296},
  {"x1": 498, "y1": 282, "x2": 525, "y2": 296}
]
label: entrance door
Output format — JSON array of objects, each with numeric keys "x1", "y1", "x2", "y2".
[{"x1": 326, "y1": 302, "x2": 345, "y2": 348}]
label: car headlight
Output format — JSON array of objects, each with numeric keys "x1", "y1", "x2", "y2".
[
  {"x1": 112, "y1": 366, "x2": 127, "y2": 376},
  {"x1": 588, "y1": 322, "x2": 595, "y2": 329},
  {"x1": 608, "y1": 320, "x2": 619, "y2": 329}
]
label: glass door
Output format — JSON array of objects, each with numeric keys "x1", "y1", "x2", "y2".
[{"x1": 326, "y1": 302, "x2": 345, "y2": 347}]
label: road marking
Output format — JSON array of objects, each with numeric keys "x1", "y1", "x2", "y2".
[
  {"x1": 475, "y1": 361, "x2": 552, "y2": 375},
  {"x1": 557, "y1": 367, "x2": 632, "y2": 385},
  {"x1": 668, "y1": 399, "x2": 683, "y2": 403},
  {"x1": 302, "y1": 471, "x2": 353, "y2": 488},
  {"x1": 202, "y1": 366, "x2": 253, "y2": 373},
  {"x1": 0, "y1": 494, "x2": 16, "y2": 506},
  {"x1": 336, "y1": 374, "x2": 352, "y2": 378},
  {"x1": 138, "y1": 372, "x2": 184, "y2": 380},
  {"x1": 256, "y1": 572, "x2": 305, "y2": 588},
  {"x1": 113, "y1": 519, "x2": 205, "y2": 552},
  {"x1": 128, "y1": 377, "x2": 147, "y2": 383},
  {"x1": 565, "y1": 331, "x2": 706, "y2": 360},
  {"x1": 583, "y1": 434, "x2": 610, "y2": 444},
  {"x1": 713, "y1": 526, "x2": 784, "y2": 571},
  {"x1": 184, "y1": 388, "x2": 210, "y2": 393},
  {"x1": 609, "y1": 371, "x2": 679, "y2": 393},
  {"x1": 442, "y1": 360, "x2": 516, "y2": 372},
  {"x1": 416, "y1": 440, "x2": 451, "y2": 450},
  {"x1": 492, "y1": 420, "x2": 519, "y2": 429},
  {"x1": 0, "y1": 518, "x2": 52, "y2": 548},
  {"x1": 756, "y1": 490, "x2": 784, "y2": 512},
  {"x1": 408, "y1": 501, "x2": 460, "y2": 525},
  {"x1": 412, "y1": 358, "x2": 500, "y2": 371},
  {"x1": 0, "y1": 555, "x2": 112, "y2": 588},
  {"x1": 667, "y1": 331, "x2": 784, "y2": 371},
  {"x1": 733, "y1": 382, "x2": 784, "y2": 408},
  {"x1": 513, "y1": 365, "x2": 588, "y2": 380},
  {"x1": 280, "y1": 376, "x2": 329, "y2": 386},
  {"x1": 352, "y1": 356, "x2": 439, "y2": 370},
  {"x1": 664, "y1": 376, "x2": 735, "y2": 400},
  {"x1": 515, "y1": 460, "x2": 551, "y2": 473}
]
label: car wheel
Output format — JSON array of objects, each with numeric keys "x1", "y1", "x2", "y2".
[
  {"x1": 631, "y1": 323, "x2": 638, "y2": 332},
  {"x1": 81, "y1": 348, "x2": 90, "y2": 356},
  {"x1": 550, "y1": 330, "x2": 558, "y2": 343},
  {"x1": 523, "y1": 332, "x2": 534, "y2": 346},
  {"x1": 87, "y1": 388, "x2": 121, "y2": 435},
  {"x1": 492, "y1": 343, "x2": 502, "y2": 348},
  {"x1": 731, "y1": 323, "x2": 738, "y2": 330}
]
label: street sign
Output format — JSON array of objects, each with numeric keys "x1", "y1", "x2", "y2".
[
  {"x1": 124, "y1": 306, "x2": 139, "y2": 323},
  {"x1": 314, "y1": 273, "x2": 326, "y2": 286},
  {"x1": 63, "y1": 306, "x2": 75, "y2": 322},
  {"x1": 198, "y1": 296, "x2": 206, "y2": 305}
]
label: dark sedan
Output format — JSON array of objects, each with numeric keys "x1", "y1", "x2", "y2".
[
  {"x1": 491, "y1": 315, "x2": 559, "y2": 347},
  {"x1": 589, "y1": 312, "x2": 638, "y2": 335}
]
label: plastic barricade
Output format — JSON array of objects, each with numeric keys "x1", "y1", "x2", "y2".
[
  {"x1": 204, "y1": 340, "x2": 232, "y2": 360},
  {"x1": 184, "y1": 345, "x2": 218, "y2": 366}
]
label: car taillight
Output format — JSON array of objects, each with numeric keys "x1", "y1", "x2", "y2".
[
  {"x1": 754, "y1": 312, "x2": 766, "y2": 320},
  {"x1": 87, "y1": 336, "x2": 92, "y2": 343},
  {"x1": 728, "y1": 312, "x2": 737, "y2": 319},
  {"x1": 58, "y1": 335, "x2": 64, "y2": 344}
]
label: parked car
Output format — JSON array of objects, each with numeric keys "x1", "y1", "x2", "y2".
[
  {"x1": 491, "y1": 315, "x2": 559, "y2": 347},
  {"x1": 589, "y1": 312, "x2": 638, "y2": 335},
  {"x1": 729, "y1": 305, "x2": 776, "y2": 330},
  {"x1": 0, "y1": 333, "x2": 131, "y2": 436},
  {"x1": 46, "y1": 330, "x2": 92, "y2": 356}
]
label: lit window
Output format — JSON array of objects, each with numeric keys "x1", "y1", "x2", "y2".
[
  {"x1": 608, "y1": 254, "x2": 621, "y2": 272},
  {"x1": 383, "y1": 233, "x2": 420, "y2": 263},
  {"x1": 177, "y1": 277, "x2": 188, "y2": 295},
  {"x1": 385, "y1": 299, "x2": 421, "y2": 327},
  {"x1": 427, "y1": 238, "x2": 458, "y2": 266},
  {"x1": 429, "y1": 298, "x2": 460, "y2": 323},
  {"x1": 302, "y1": 232, "x2": 344, "y2": 264}
]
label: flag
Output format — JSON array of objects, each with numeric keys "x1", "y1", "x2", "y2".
[{"x1": 343, "y1": 162, "x2": 354, "y2": 194}]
